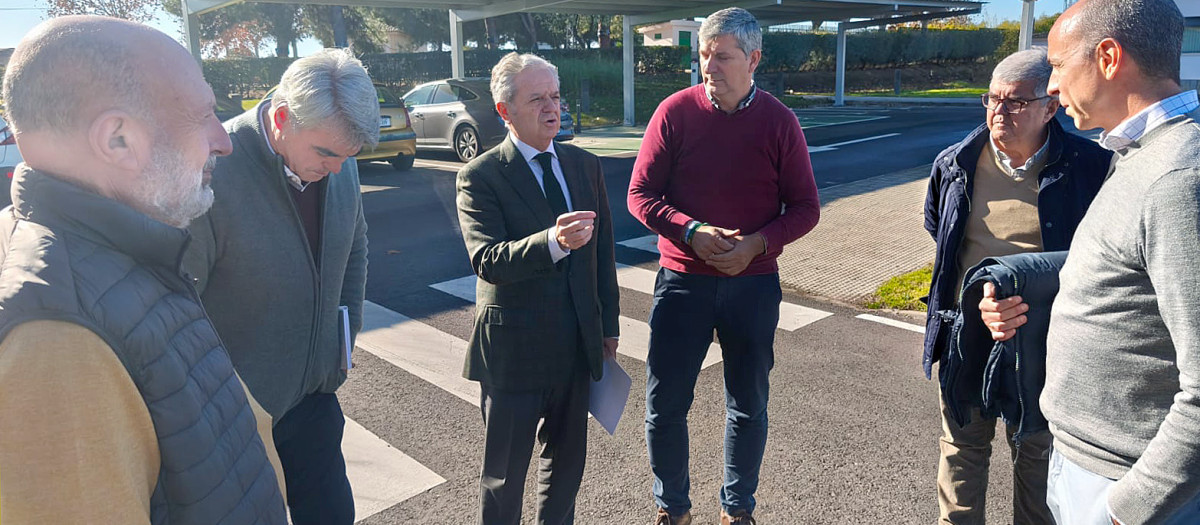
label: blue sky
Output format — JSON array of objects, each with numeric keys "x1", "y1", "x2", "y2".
[{"x1": 0, "y1": 0, "x2": 1065, "y2": 52}]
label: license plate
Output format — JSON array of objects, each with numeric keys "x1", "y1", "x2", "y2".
[{"x1": 379, "y1": 116, "x2": 391, "y2": 128}]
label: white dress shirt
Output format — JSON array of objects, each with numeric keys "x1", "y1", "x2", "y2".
[
  {"x1": 1099, "y1": 90, "x2": 1200, "y2": 151},
  {"x1": 511, "y1": 134, "x2": 573, "y2": 263}
]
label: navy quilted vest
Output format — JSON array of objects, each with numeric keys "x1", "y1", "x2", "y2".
[{"x1": 0, "y1": 167, "x2": 286, "y2": 525}]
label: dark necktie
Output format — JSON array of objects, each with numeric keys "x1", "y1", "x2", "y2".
[{"x1": 535, "y1": 152, "x2": 569, "y2": 218}]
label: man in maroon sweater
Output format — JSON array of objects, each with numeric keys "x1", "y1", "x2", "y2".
[{"x1": 627, "y1": 8, "x2": 820, "y2": 525}]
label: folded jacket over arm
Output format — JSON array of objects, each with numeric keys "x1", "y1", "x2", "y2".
[{"x1": 943, "y1": 250, "x2": 1068, "y2": 443}]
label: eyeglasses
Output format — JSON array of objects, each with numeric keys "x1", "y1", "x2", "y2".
[{"x1": 981, "y1": 94, "x2": 1052, "y2": 113}]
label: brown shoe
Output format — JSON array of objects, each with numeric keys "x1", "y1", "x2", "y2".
[
  {"x1": 720, "y1": 509, "x2": 756, "y2": 525},
  {"x1": 653, "y1": 508, "x2": 692, "y2": 525}
]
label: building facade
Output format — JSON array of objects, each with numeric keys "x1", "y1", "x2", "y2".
[
  {"x1": 635, "y1": 20, "x2": 702, "y2": 48},
  {"x1": 1179, "y1": 0, "x2": 1200, "y2": 91}
]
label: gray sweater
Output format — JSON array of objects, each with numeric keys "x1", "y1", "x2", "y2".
[
  {"x1": 1043, "y1": 111, "x2": 1200, "y2": 524},
  {"x1": 183, "y1": 105, "x2": 369, "y2": 419}
]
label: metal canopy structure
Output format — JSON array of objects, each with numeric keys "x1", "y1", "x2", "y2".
[{"x1": 180, "y1": 0, "x2": 986, "y2": 124}]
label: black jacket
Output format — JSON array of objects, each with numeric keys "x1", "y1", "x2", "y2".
[
  {"x1": 921, "y1": 118, "x2": 1111, "y2": 378},
  {"x1": 944, "y1": 251, "x2": 1067, "y2": 443}
]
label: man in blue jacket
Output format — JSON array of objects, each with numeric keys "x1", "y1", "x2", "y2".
[{"x1": 922, "y1": 49, "x2": 1111, "y2": 524}]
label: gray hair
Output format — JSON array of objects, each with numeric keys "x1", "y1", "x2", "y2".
[
  {"x1": 271, "y1": 48, "x2": 380, "y2": 149},
  {"x1": 699, "y1": 7, "x2": 763, "y2": 57},
  {"x1": 3, "y1": 16, "x2": 153, "y2": 134},
  {"x1": 490, "y1": 52, "x2": 559, "y2": 106},
  {"x1": 992, "y1": 49, "x2": 1054, "y2": 97},
  {"x1": 1072, "y1": 0, "x2": 1183, "y2": 82}
]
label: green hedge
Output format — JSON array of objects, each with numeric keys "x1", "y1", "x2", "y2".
[
  {"x1": 204, "y1": 28, "x2": 1004, "y2": 97},
  {"x1": 203, "y1": 57, "x2": 296, "y2": 96},
  {"x1": 759, "y1": 29, "x2": 1005, "y2": 72}
]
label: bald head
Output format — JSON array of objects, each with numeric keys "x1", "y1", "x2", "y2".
[
  {"x1": 2, "y1": 16, "x2": 231, "y2": 229},
  {"x1": 1055, "y1": 0, "x2": 1183, "y2": 83},
  {"x1": 2, "y1": 15, "x2": 194, "y2": 135}
]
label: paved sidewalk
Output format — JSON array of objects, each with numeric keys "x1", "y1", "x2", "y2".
[{"x1": 777, "y1": 166, "x2": 934, "y2": 304}]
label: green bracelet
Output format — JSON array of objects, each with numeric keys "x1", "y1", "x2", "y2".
[{"x1": 685, "y1": 221, "x2": 707, "y2": 245}]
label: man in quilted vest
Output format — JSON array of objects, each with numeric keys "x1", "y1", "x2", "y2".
[{"x1": 0, "y1": 16, "x2": 286, "y2": 524}]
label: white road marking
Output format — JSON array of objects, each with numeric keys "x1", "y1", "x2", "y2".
[
  {"x1": 617, "y1": 234, "x2": 660, "y2": 254},
  {"x1": 343, "y1": 417, "x2": 446, "y2": 523},
  {"x1": 798, "y1": 116, "x2": 889, "y2": 129},
  {"x1": 615, "y1": 263, "x2": 658, "y2": 294},
  {"x1": 856, "y1": 313, "x2": 925, "y2": 334},
  {"x1": 429, "y1": 275, "x2": 723, "y2": 369},
  {"x1": 358, "y1": 300, "x2": 480, "y2": 406},
  {"x1": 413, "y1": 158, "x2": 465, "y2": 171},
  {"x1": 808, "y1": 133, "x2": 901, "y2": 153},
  {"x1": 614, "y1": 263, "x2": 832, "y2": 331},
  {"x1": 360, "y1": 184, "x2": 395, "y2": 194}
]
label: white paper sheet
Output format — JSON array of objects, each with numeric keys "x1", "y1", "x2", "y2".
[
  {"x1": 588, "y1": 357, "x2": 632, "y2": 435},
  {"x1": 340, "y1": 305, "x2": 353, "y2": 370}
]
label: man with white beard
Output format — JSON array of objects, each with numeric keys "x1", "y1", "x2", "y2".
[{"x1": 0, "y1": 15, "x2": 287, "y2": 524}]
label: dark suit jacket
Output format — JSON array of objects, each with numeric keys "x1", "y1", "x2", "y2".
[{"x1": 456, "y1": 138, "x2": 620, "y2": 390}]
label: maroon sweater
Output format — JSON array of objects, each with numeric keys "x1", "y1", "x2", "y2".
[{"x1": 628, "y1": 84, "x2": 820, "y2": 276}]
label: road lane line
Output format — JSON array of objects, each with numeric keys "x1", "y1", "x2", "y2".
[
  {"x1": 343, "y1": 417, "x2": 446, "y2": 523},
  {"x1": 413, "y1": 159, "x2": 465, "y2": 171},
  {"x1": 808, "y1": 132, "x2": 902, "y2": 153},
  {"x1": 856, "y1": 313, "x2": 925, "y2": 334},
  {"x1": 429, "y1": 275, "x2": 722, "y2": 369},
  {"x1": 795, "y1": 115, "x2": 888, "y2": 129}
]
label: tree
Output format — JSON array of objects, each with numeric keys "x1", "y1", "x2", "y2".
[
  {"x1": 163, "y1": 0, "x2": 307, "y2": 57},
  {"x1": 46, "y1": 0, "x2": 157, "y2": 22},
  {"x1": 203, "y1": 20, "x2": 270, "y2": 58},
  {"x1": 1034, "y1": 13, "x2": 1061, "y2": 34},
  {"x1": 302, "y1": 6, "x2": 388, "y2": 54},
  {"x1": 361, "y1": 8, "x2": 451, "y2": 51}
]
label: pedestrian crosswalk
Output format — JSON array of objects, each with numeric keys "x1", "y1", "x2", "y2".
[
  {"x1": 341, "y1": 417, "x2": 446, "y2": 520},
  {"x1": 337, "y1": 240, "x2": 853, "y2": 522},
  {"x1": 428, "y1": 266, "x2": 724, "y2": 369},
  {"x1": 616, "y1": 235, "x2": 833, "y2": 331}
]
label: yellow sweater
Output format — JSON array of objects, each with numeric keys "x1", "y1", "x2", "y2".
[{"x1": 0, "y1": 320, "x2": 286, "y2": 524}]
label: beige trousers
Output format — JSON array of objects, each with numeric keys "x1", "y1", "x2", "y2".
[{"x1": 937, "y1": 383, "x2": 1054, "y2": 525}]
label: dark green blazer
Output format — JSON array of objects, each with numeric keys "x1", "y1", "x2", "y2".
[{"x1": 456, "y1": 138, "x2": 620, "y2": 390}]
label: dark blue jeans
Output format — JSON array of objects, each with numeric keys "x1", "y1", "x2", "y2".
[
  {"x1": 645, "y1": 268, "x2": 781, "y2": 516},
  {"x1": 273, "y1": 392, "x2": 355, "y2": 525}
]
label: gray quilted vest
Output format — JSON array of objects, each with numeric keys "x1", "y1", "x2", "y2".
[{"x1": 0, "y1": 167, "x2": 287, "y2": 525}]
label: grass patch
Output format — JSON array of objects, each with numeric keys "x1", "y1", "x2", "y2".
[{"x1": 865, "y1": 264, "x2": 932, "y2": 311}]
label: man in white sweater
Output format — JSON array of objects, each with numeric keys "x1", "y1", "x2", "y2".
[{"x1": 981, "y1": 0, "x2": 1200, "y2": 523}]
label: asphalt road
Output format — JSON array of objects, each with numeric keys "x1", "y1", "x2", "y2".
[{"x1": 342, "y1": 104, "x2": 1023, "y2": 524}]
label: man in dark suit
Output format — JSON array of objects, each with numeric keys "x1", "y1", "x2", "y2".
[{"x1": 455, "y1": 52, "x2": 620, "y2": 525}]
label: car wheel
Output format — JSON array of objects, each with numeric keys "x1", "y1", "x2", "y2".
[
  {"x1": 454, "y1": 125, "x2": 479, "y2": 163},
  {"x1": 390, "y1": 155, "x2": 415, "y2": 171}
]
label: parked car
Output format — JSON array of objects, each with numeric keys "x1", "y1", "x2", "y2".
[
  {"x1": 261, "y1": 84, "x2": 418, "y2": 171},
  {"x1": 402, "y1": 78, "x2": 574, "y2": 163},
  {"x1": 356, "y1": 84, "x2": 418, "y2": 171},
  {"x1": 1, "y1": 119, "x2": 21, "y2": 208}
]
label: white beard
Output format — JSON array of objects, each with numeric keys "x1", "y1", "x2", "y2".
[{"x1": 138, "y1": 149, "x2": 215, "y2": 229}]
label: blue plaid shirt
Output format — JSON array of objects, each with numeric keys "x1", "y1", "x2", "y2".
[{"x1": 1099, "y1": 90, "x2": 1200, "y2": 151}]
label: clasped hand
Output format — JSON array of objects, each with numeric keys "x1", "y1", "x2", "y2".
[{"x1": 689, "y1": 224, "x2": 762, "y2": 276}]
